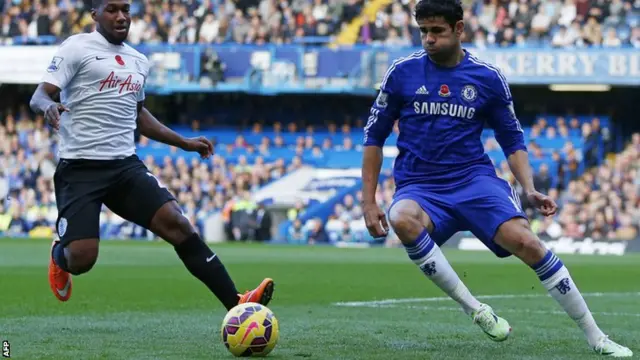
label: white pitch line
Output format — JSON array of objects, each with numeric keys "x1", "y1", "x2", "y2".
[
  {"x1": 333, "y1": 292, "x2": 640, "y2": 307},
  {"x1": 362, "y1": 304, "x2": 640, "y2": 318}
]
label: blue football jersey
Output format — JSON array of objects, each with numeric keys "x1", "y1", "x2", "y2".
[{"x1": 364, "y1": 49, "x2": 526, "y2": 189}]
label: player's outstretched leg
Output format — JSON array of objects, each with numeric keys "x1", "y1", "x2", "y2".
[
  {"x1": 149, "y1": 201, "x2": 274, "y2": 310},
  {"x1": 388, "y1": 199, "x2": 511, "y2": 341},
  {"x1": 494, "y1": 218, "x2": 632, "y2": 357}
]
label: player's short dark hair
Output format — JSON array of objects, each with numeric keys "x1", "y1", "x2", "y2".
[
  {"x1": 414, "y1": 0, "x2": 464, "y2": 28},
  {"x1": 92, "y1": 0, "x2": 103, "y2": 10}
]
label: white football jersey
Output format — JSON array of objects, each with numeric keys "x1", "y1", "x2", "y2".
[{"x1": 41, "y1": 31, "x2": 150, "y2": 160}]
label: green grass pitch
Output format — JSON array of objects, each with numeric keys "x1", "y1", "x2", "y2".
[{"x1": 1, "y1": 238, "x2": 639, "y2": 359}]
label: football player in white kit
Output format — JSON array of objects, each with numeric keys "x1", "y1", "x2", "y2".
[{"x1": 29, "y1": 0, "x2": 274, "y2": 310}]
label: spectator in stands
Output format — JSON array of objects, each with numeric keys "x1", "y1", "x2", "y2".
[
  {"x1": 6, "y1": 209, "x2": 28, "y2": 236},
  {"x1": 531, "y1": 215, "x2": 563, "y2": 239},
  {"x1": 617, "y1": 213, "x2": 638, "y2": 240},
  {"x1": 603, "y1": 27, "x2": 623, "y2": 47},
  {"x1": 582, "y1": 16, "x2": 603, "y2": 45},
  {"x1": 0, "y1": 203, "x2": 10, "y2": 233},
  {"x1": 287, "y1": 199, "x2": 306, "y2": 221},
  {"x1": 534, "y1": 163, "x2": 553, "y2": 194},
  {"x1": 530, "y1": 5, "x2": 552, "y2": 36},
  {"x1": 552, "y1": 25, "x2": 575, "y2": 47},
  {"x1": 305, "y1": 217, "x2": 328, "y2": 244},
  {"x1": 229, "y1": 190, "x2": 258, "y2": 241},
  {"x1": 251, "y1": 203, "x2": 272, "y2": 241},
  {"x1": 582, "y1": 122, "x2": 600, "y2": 168},
  {"x1": 287, "y1": 218, "x2": 305, "y2": 243},
  {"x1": 631, "y1": 27, "x2": 640, "y2": 48},
  {"x1": 339, "y1": 220, "x2": 354, "y2": 242}
]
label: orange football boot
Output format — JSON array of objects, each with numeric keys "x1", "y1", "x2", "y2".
[
  {"x1": 49, "y1": 240, "x2": 73, "y2": 302},
  {"x1": 238, "y1": 278, "x2": 274, "y2": 306}
]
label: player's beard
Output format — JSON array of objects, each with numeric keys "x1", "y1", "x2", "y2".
[
  {"x1": 428, "y1": 43, "x2": 463, "y2": 67},
  {"x1": 427, "y1": 47, "x2": 451, "y2": 65}
]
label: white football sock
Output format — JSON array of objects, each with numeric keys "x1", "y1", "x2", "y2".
[
  {"x1": 404, "y1": 229, "x2": 481, "y2": 315},
  {"x1": 533, "y1": 250, "x2": 606, "y2": 346}
]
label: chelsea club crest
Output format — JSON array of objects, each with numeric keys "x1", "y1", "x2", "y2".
[{"x1": 461, "y1": 85, "x2": 477, "y2": 102}]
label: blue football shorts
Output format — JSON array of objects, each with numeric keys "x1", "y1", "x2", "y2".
[{"x1": 388, "y1": 175, "x2": 527, "y2": 257}]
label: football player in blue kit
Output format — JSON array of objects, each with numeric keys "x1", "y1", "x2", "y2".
[{"x1": 361, "y1": 0, "x2": 631, "y2": 356}]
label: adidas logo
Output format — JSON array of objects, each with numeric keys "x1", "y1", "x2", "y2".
[{"x1": 416, "y1": 86, "x2": 429, "y2": 94}]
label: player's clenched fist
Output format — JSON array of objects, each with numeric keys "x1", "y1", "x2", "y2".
[
  {"x1": 181, "y1": 136, "x2": 214, "y2": 159},
  {"x1": 526, "y1": 190, "x2": 558, "y2": 217},
  {"x1": 363, "y1": 204, "x2": 389, "y2": 238},
  {"x1": 44, "y1": 103, "x2": 69, "y2": 131}
]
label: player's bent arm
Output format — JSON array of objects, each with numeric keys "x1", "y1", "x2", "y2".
[
  {"x1": 361, "y1": 59, "x2": 402, "y2": 204},
  {"x1": 362, "y1": 107, "x2": 396, "y2": 206},
  {"x1": 136, "y1": 103, "x2": 188, "y2": 149},
  {"x1": 362, "y1": 116, "x2": 392, "y2": 206},
  {"x1": 29, "y1": 83, "x2": 61, "y2": 114},
  {"x1": 507, "y1": 150, "x2": 536, "y2": 194},
  {"x1": 32, "y1": 37, "x2": 82, "y2": 114},
  {"x1": 362, "y1": 146, "x2": 384, "y2": 206},
  {"x1": 485, "y1": 71, "x2": 535, "y2": 193},
  {"x1": 494, "y1": 121, "x2": 536, "y2": 193}
]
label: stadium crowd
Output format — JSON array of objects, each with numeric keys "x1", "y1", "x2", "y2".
[
  {"x1": 295, "y1": 118, "x2": 640, "y2": 245},
  {"x1": 0, "y1": 107, "x2": 315, "y2": 239},
  {"x1": 369, "y1": 0, "x2": 640, "y2": 48},
  {"x1": 1, "y1": 0, "x2": 638, "y2": 47},
  {"x1": 0, "y1": 0, "x2": 362, "y2": 45},
  {"x1": 1, "y1": 104, "x2": 639, "y2": 244},
  {"x1": 0, "y1": 0, "x2": 638, "y2": 244}
]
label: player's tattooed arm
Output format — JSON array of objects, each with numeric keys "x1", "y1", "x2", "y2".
[
  {"x1": 29, "y1": 82, "x2": 69, "y2": 131},
  {"x1": 137, "y1": 103, "x2": 214, "y2": 159}
]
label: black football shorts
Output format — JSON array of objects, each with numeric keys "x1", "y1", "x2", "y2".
[{"x1": 53, "y1": 154, "x2": 176, "y2": 245}]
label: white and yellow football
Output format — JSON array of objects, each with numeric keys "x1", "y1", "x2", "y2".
[{"x1": 221, "y1": 302, "x2": 279, "y2": 357}]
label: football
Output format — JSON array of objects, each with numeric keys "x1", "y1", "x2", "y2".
[{"x1": 221, "y1": 302, "x2": 279, "y2": 357}]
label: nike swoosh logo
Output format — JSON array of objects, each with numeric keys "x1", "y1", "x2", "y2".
[
  {"x1": 240, "y1": 321, "x2": 259, "y2": 344},
  {"x1": 56, "y1": 279, "x2": 71, "y2": 297},
  {"x1": 206, "y1": 254, "x2": 217, "y2": 262},
  {"x1": 96, "y1": 56, "x2": 107, "y2": 60}
]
